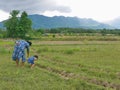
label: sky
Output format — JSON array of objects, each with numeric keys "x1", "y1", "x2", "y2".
[{"x1": 0, "y1": 0, "x2": 120, "y2": 22}]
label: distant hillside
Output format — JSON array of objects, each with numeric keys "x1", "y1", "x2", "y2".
[
  {"x1": 0, "y1": 14, "x2": 114, "y2": 29},
  {"x1": 0, "y1": 22, "x2": 4, "y2": 28},
  {"x1": 105, "y1": 17, "x2": 120, "y2": 29},
  {"x1": 29, "y1": 14, "x2": 113, "y2": 29}
]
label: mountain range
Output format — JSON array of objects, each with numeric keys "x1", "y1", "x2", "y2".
[
  {"x1": 0, "y1": 14, "x2": 119, "y2": 29},
  {"x1": 104, "y1": 17, "x2": 120, "y2": 29}
]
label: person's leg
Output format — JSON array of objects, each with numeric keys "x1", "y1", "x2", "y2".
[
  {"x1": 16, "y1": 59, "x2": 19, "y2": 67},
  {"x1": 20, "y1": 62, "x2": 25, "y2": 67},
  {"x1": 21, "y1": 54, "x2": 26, "y2": 67},
  {"x1": 30, "y1": 64, "x2": 35, "y2": 69},
  {"x1": 12, "y1": 52, "x2": 19, "y2": 66}
]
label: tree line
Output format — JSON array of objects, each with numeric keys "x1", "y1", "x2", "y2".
[{"x1": 38, "y1": 28, "x2": 120, "y2": 36}]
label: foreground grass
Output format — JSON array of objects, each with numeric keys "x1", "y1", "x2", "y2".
[{"x1": 0, "y1": 40, "x2": 120, "y2": 90}]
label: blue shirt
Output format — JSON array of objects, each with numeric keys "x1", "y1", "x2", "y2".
[
  {"x1": 28, "y1": 56, "x2": 35, "y2": 64},
  {"x1": 15, "y1": 40, "x2": 29, "y2": 51}
]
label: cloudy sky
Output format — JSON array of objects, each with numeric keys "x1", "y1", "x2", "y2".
[{"x1": 0, "y1": 0, "x2": 120, "y2": 22}]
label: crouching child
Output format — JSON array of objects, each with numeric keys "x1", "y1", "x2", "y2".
[{"x1": 28, "y1": 55, "x2": 38, "y2": 68}]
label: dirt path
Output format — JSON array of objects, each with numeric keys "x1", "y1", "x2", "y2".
[
  {"x1": 36, "y1": 63, "x2": 120, "y2": 90},
  {"x1": 33, "y1": 41, "x2": 120, "y2": 45}
]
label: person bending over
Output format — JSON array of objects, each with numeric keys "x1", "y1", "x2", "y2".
[{"x1": 12, "y1": 40, "x2": 32, "y2": 66}]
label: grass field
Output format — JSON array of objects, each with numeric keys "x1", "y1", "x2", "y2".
[{"x1": 0, "y1": 39, "x2": 120, "y2": 90}]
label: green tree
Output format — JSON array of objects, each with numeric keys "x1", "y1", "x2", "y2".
[
  {"x1": 37, "y1": 28, "x2": 45, "y2": 34},
  {"x1": 4, "y1": 10, "x2": 19, "y2": 38},
  {"x1": 19, "y1": 11, "x2": 32, "y2": 38},
  {"x1": 4, "y1": 10, "x2": 32, "y2": 39}
]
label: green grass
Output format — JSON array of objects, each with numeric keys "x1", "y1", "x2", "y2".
[{"x1": 0, "y1": 39, "x2": 120, "y2": 90}]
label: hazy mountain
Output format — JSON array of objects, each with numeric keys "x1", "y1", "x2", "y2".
[
  {"x1": 0, "y1": 22, "x2": 4, "y2": 28},
  {"x1": 105, "y1": 17, "x2": 120, "y2": 29},
  {"x1": 29, "y1": 14, "x2": 113, "y2": 29},
  {"x1": 0, "y1": 14, "x2": 114, "y2": 29}
]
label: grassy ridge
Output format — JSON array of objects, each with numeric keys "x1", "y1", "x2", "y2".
[{"x1": 0, "y1": 40, "x2": 120, "y2": 90}]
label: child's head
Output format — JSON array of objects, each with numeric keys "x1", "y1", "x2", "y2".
[{"x1": 34, "y1": 55, "x2": 38, "y2": 60}]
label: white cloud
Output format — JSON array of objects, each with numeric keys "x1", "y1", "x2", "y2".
[
  {"x1": 55, "y1": 0, "x2": 120, "y2": 22},
  {"x1": 0, "y1": 0, "x2": 71, "y2": 14},
  {"x1": 0, "y1": 0, "x2": 120, "y2": 22},
  {"x1": 0, "y1": 10, "x2": 9, "y2": 21}
]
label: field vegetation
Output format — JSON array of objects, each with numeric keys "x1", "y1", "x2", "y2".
[{"x1": 0, "y1": 36, "x2": 120, "y2": 90}]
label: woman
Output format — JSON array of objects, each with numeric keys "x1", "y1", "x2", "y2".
[{"x1": 12, "y1": 40, "x2": 32, "y2": 66}]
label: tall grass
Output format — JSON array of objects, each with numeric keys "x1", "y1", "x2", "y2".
[{"x1": 0, "y1": 40, "x2": 120, "y2": 90}]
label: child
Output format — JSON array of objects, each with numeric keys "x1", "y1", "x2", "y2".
[{"x1": 28, "y1": 55, "x2": 38, "y2": 68}]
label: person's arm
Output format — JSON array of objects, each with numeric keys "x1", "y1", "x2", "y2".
[
  {"x1": 25, "y1": 41, "x2": 30, "y2": 58},
  {"x1": 26, "y1": 47, "x2": 29, "y2": 58}
]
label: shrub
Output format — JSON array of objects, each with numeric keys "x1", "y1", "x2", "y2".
[
  {"x1": 52, "y1": 34, "x2": 56, "y2": 38},
  {"x1": 64, "y1": 49, "x2": 74, "y2": 54},
  {"x1": 37, "y1": 47, "x2": 49, "y2": 53}
]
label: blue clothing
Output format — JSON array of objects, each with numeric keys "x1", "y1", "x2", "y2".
[
  {"x1": 12, "y1": 40, "x2": 30, "y2": 62},
  {"x1": 28, "y1": 56, "x2": 35, "y2": 64}
]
